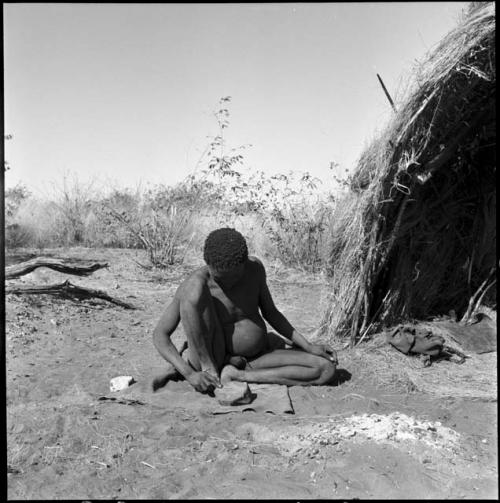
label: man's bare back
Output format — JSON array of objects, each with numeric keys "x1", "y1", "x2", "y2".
[{"x1": 152, "y1": 228, "x2": 337, "y2": 395}]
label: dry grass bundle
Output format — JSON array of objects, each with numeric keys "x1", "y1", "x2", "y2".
[
  {"x1": 321, "y1": 2, "x2": 496, "y2": 343},
  {"x1": 345, "y1": 332, "x2": 497, "y2": 400}
]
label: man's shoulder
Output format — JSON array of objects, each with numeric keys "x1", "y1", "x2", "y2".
[
  {"x1": 176, "y1": 266, "x2": 209, "y2": 298},
  {"x1": 247, "y1": 256, "x2": 266, "y2": 275}
]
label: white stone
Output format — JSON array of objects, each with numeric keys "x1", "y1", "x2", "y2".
[{"x1": 109, "y1": 375, "x2": 135, "y2": 392}]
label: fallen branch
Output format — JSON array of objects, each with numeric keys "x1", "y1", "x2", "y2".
[
  {"x1": 5, "y1": 258, "x2": 109, "y2": 280},
  {"x1": 6, "y1": 280, "x2": 136, "y2": 309}
]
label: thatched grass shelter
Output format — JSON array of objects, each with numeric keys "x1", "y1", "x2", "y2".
[{"x1": 321, "y1": 2, "x2": 496, "y2": 344}]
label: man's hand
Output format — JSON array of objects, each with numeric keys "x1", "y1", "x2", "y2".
[
  {"x1": 307, "y1": 343, "x2": 338, "y2": 364},
  {"x1": 187, "y1": 370, "x2": 222, "y2": 393}
]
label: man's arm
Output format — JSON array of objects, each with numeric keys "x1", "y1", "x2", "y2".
[
  {"x1": 258, "y1": 275, "x2": 312, "y2": 351},
  {"x1": 152, "y1": 296, "x2": 196, "y2": 380},
  {"x1": 255, "y1": 258, "x2": 337, "y2": 363},
  {"x1": 153, "y1": 283, "x2": 221, "y2": 392}
]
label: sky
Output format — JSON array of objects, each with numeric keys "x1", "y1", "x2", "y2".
[{"x1": 4, "y1": 2, "x2": 469, "y2": 196}]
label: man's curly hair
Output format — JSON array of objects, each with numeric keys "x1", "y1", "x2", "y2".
[{"x1": 203, "y1": 228, "x2": 248, "y2": 270}]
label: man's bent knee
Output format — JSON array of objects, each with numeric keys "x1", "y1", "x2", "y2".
[{"x1": 316, "y1": 359, "x2": 336, "y2": 385}]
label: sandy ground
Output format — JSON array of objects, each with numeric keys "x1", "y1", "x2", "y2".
[{"x1": 5, "y1": 247, "x2": 498, "y2": 499}]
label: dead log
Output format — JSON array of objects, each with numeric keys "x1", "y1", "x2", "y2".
[
  {"x1": 5, "y1": 257, "x2": 109, "y2": 280},
  {"x1": 6, "y1": 280, "x2": 136, "y2": 309}
]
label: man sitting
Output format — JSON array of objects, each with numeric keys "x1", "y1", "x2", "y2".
[{"x1": 152, "y1": 227, "x2": 337, "y2": 394}]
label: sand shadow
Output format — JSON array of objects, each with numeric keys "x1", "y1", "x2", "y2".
[{"x1": 330, "y1": 367, "x2": 352, "y2": 386}]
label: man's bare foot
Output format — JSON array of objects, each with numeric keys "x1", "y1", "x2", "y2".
[
  {"x1": 152, "y1": 342, "x2": 188, "y2": 392},
  {"x1": 224, "y1": 355, "x2": 248, "y2": 370},
  {"x1": 151, "y1": 366, "x2": 182, "y2": 392},
  {"x1": 220, "y1": 364, "x2": 243, "y2": 384},
  {"x1": 215, "y1": 365, "x2": 253, "y2": 406}
]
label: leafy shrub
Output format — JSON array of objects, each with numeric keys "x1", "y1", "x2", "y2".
[
  {"x1": 4, "y1": 196, "x2": 62, "y2": 250},
  {"x1": 5, "y1": 183, "x2": 31, "y2": 219},
  {"x1": 102, "y1": 186, "x2": 194, "y2": 268},
  {"x1": 49, "y1": 175, "x2": 98, "y2": 246},
  {"x1": 88, "y1": 188, "x2": 143, "y2": 248},
  {"x1": 181, "y1": 98, "x2": 337, "y2": 272},
  {"x1": 5, "y1": 223, "x2": 34, "y2": 249},
  {"x1": 265, "y1": 203, "x2": 331, "y2": 272},
  {"x1": 3, "y1": 97, "x2": 340, "y2": 274},
  {"x1": 5, "y1": 183, "x2": 35, "y2": 249}
]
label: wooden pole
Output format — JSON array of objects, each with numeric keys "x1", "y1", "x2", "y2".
[{"x1": 377, "y1": 73, "x2": 397, "y2": 113}]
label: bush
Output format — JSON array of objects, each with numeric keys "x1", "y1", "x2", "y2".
[
  {"x1": 102, "y1": 185, "x2": 194, "y2": 268},
  {"x1": 87, "y1": 188, "x2": 143, "y2": 248},
  {"x1": 213, "y1": 169, "x2": 336, "y2": 273},
  {"x1": 4, "y1": 197, "x2": 62, "y2": 249},
  {"x1": 264, "y1": 203, "x2": 331, "y2": 272},
  {"x1": 50, "y1": 175, "x2": 98, "y2": 246},
  {"x1": 5, "y1": 223, "x2": 33, "y2": 249},
  {"x1": 5, "y1": 183, "x2": 31, "y2": 219},
  {"x1": 4, "y1": 97, "x2": 341, "y2": 274}
]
